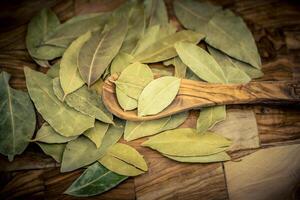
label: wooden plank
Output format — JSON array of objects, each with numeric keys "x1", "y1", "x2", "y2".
[
  {"x1": 224, "y1": 144, "x2": 300, "y2": 200},
  {"x1": 134, "y1": 153, "x2": 228, "y2": 200}
]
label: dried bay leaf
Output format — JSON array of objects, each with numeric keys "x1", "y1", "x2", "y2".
[
  {"x1": 47, "y1": 62, "x2": 60, "y2": 78},
  {"x1": 142, "y1": 128, "x2": 231, "y2": 156},
  {"x1": 164, "y1": 152, "x2": 231, "y2": 163},
  {"x1": 24, "y1": 68, "x2": 94, "y2": 137},
  {"x1": 53, "y1": 78, "x2": 113, "y2": 124},
  {"x1": 138, "y1": 76, "x2": 180, "y2": 117},
  {"x1": 32, "y1": 123, "x2": 77, "y2": 143},
  {"x1": 116, "y1": 88, "x2": 138, "y2": 111},
  {"x1": 0, "y1": 71, "x2": 36, "y2": 161},
  {"x1": 110, "y1": 52, "x2": 133, "y2": 74},
  {"x1": 99, "y1": 154, "x2": 145, "y2": 176},
  {"x1": 133, "y1": 30, "x2": 204, "y2": 63},
  {"x1": 26, "y1": 8, "x2": 65, "y2": 60},
  {"x1": 144, "y1": 0, "x2": 168, "y2": 27},
  {"x1": 124, "y1": 112, "x2": 188, "y2": 141},
  {"x1": 64, "y1": 162, "x2": 127, "y2": 197},
  {"x1": 115, "y1": 62, "x2": 153, "y2": 100},
  {"x1": 208, "y1": 46, "x2": 263, "y2": 79},
  {"x1": 36, "y1": 142, "x2": 65, "y2": 163},
  {"x1": 197, "y1": 106, "x2": 226, "y2": 133},
  {"x1": 163, "y1": 56, "x2": 187, "y2": 78},
  {"x1": 60, "y1": 31, "x2": 91, "y2": 98},
  {"x1": 84, "y1": 121, "x2": 109, "y2": 148},
  {"x1": 78, "y1": 18, "x2": 128, "y2": 86},
  {"x1": 175, "y1": 42, "x2": 227, "y2": 83},
  {"x1": 90, "y1": 78, "x2": 104, "y2": 96},
  {"x1": 61, "y1": 122, "x2": 124, "y2": 172},
  {"x1": 205, "y1": 10, "x2": 261, "y2": 69},
  {"x1": 173, "y1": 0, "x2": 221, "y2": 34},
  {"x1": 44, "y1": 13, "x2": 110, "y2": 48}
]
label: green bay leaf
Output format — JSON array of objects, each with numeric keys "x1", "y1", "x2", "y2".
[
  {"x1": 0, "y1": 71, "x2": 36, "y2": 161},
  {"x1": 36, "y1": 142, "x2": 65, "y2": 163},
  {"x1": 24, "y1": 68, "x2": 94, "y2": 137},
  {"x1": 175, "y1": 42, "x2": 227, "y2": 83},
  {"x1": 164, "y1": 151, "x2": 230, "y2": 163},
  {"x1": 53, "y1": 78, "x2": 113, "y2": 124},
  {"x1": 138, "y1": 76, "x2": 180, "y2": 117},
  {"x1": 32, "y1": 123, "x2": 77, "y2": 143},
  {"x1": 64, "y1": 162, "x2": 127, "y2": 197},
  {"x1": 60, "y1": 31, "x2": 91, "y2": 98},
  {"x1": 142, "y1": 128, "x2": 232, "y2": 156},
  {"x1": 133, "y1": 30, "x2": 204, "y2": 63},
  {"x1": 61, "y1": 122, "x2": 124, "y2": 172},
  {"x1": 197, "y1": 106, "x2": 226, "y2": 133},
  {"x1": 84, "y1": 121, "x2": 109, "y2": 149},
  {"x1": 78, "y1": 18, "x2": 128, "y2": 86}
]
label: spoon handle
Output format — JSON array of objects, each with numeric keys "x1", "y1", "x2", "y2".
[{"x1": 179, "y1": 79, "x2": 300, "y2": 107}]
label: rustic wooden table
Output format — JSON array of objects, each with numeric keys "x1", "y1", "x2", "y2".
[{"x1": 0, "y1": 0, "x2": 300, "y2": 200}]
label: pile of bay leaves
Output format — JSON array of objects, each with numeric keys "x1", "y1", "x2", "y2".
[{"x1": 0, "y1": 0, "x2": 263, "y2": 197}]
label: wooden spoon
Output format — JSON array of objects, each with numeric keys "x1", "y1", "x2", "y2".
[{"x1": 102, "y1": 74, "x2": 300, "y2": 121}]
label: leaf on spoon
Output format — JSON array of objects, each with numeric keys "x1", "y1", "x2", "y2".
[
  {"x1": 133, "y1": 30, "x2": 204, "y2": 63},
  {"x1": 197, "y1": 106, "x2": 226, "y2": 133},
  {"x1": 24, "y1": 67, "x2": 94, "y2": 137},
  {"x1": 0, "y1": 71, "x2": 36, "y2": 161},
  {"x1": 78, "y1": 18, "x2": 128, "y2": 86},
  {"x1": 26, "y1": 8, "x2": 64, "y2": 60},
  {"x1": 124, "y1": 112, "x2": 188, "y2": 141},
  {"x1": 53, "y1": 78, "x2": 113, "y2": 124},
  {"x1": 60, "y1": 121, "x2": 124, "y2": 172},
  {"x1": 138, "y1": 76, "x2": 180, "y2": 117},
  {"x1": 84, "y1": 121, "x2": 109, "y2": 149},
  {"x1": 116, "y1": 88, "x2": 138, "y2": 111},
  {"x1": 60, "y1": 31, "x2": 91, "y2": 98},
  {"x1": 36, "y1": 142, "x2": 65, "y2": 163},
  {"x1": 142, "y1": 128, "x2": 232, "y2": 156},
  {"x1": 175, "y1": 42, "x2": 227, "y2": 83},
  {"x1": 64, "y1": 162, "x2": 127, "y2": 197},
  {"x1": 99, "y1": 143, "x2": 147, "y2": 176},
  {"x1": 110, "y1": 52, "x2": 134, "y2": 74},
  {"x1": 31, "y1": 123, "x2": 77, "y2": 143}
]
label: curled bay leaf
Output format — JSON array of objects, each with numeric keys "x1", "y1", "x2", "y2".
[
  {"x1": 36, "y1": 142, "x2": 65, "y2": 163},
  {"x1": 84, "y1": 121, "x2": 109, "y2": 149},
  {"x1": 61, "y1": 122, "x2": 124, "y2": 172},
  {"x1": 133, "y1": 30, "x2": 204, "y2": 63},
  {"x1": 78, "y1": 18, "x2": 128, "y2": 86},
  {"x1": 64, "y1": 162, "x2": 127, "y2": 197},
  {"x1": 0, "y1": 71, "x2": 36, "y2": 161},
  {"x1": 24, "y1": 68, "x2": 94, "y2": 137},
  {"x1": 175, "y1": 42, "x2": 227, "y2": 83},
  {"x1": 115, "y1": 62, "x2": 153, "y2": 100},
  {"x1": 44, "y1": 13, "x2": 110, "y2": 48},
  {"x1": 197, "y1": 106, "x2": 226, "y2": 133},
  {"x1": 99, "y1": 143, "x2": 147, "y2": 176},
  {"x1": 138, "y1": 76, "x2": 180, "y2": 117},
  {"x1": 110, "y1": 52, "x2": 133, "y2": 75},
  {"x1": 124, "y1": 112, "x2": 188, "y2": 141},
  {"x1": 32, "y1": 123, "x2": 77, "y2": 143},
  {"x1": 163, "y1": 56, "x2": 187, "y2": 78},
  {"x1": 164, "y1": 152, "x2": 231, "y2": 163},
  {"x1": 26, "y1": 8, "x2": 64, "y2": 60},
  {"x1": 205, "y1": 9, "x2": 261, "y2": 69},
  {"x1": 173, "y1": 0, "x2": 221, "y2": 34},
  {"x1": 53, "y1": 78, "x2": 113, "y2": 124},
  {"x1": 60, "y1": 31, "x2": 91, "y2": 98},
  {"x1": 142, "y1": 128, "x2": 232, "y2": 156}
]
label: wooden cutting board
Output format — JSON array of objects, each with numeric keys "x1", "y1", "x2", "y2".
[{"x1": 0, "y1": 0, "x2": 300, "y2": 199}]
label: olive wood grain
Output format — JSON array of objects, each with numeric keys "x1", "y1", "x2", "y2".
[{"x1": 102, "y1": 74, "x2": 300, "y2": 121}]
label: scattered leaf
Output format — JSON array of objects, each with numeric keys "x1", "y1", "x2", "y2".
[
  {"x1": 163, "y1": 56, "x2": 187, "y2": 78},
  {"x1": 47, "y1": 62, "x2": 60, "y2": 78},
  {"x1": 84, "y1": 121, "x2": 109, "y2": 148},
  {"x1": 36, "y1": 142, "x2": 65, "y2": 163},
  {"x1": 144, "y1": 0, "x2": 168, "y2": 27},
  {"x1": 197, "y1": 106, "x2": 226, "y2": 133},
  {"x1": 110, "y1": 52, "x2": 134, "y2": 75}
]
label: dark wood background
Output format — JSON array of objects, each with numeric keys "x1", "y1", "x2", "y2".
[{"x1": 0, "y1": 0, "x2": 300, "y2": 199}]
